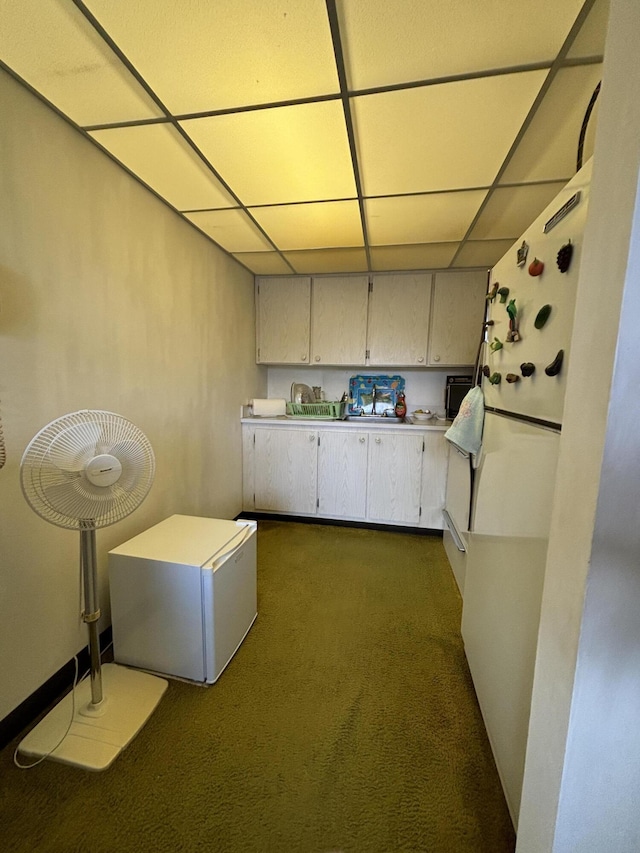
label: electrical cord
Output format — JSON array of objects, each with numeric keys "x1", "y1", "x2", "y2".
[{"x1": 13, "y1": 656, "x2": 82, "y2": 769}]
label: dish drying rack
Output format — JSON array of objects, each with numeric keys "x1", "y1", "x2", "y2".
[{"x1": 286, "y1": 401, "x2": 347, "y2": 420}]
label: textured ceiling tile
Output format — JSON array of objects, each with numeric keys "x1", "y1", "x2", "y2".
[
  {"x1": 83, "y1": 0, "x2": 339, "y2": 113},
  {"x1": 501, "y1": 64, "x2": 603, "y2": 184},
  {"x1": 250, "y1": 201, "x2": 363, "y2": 250},
  {"x1": 352, "y1": 71, "x2": 547, "y2": 196},
  {"x1": 469, "y1": 182, "x2": 567, "y2": 240},
  {"x1": 89, "y1": 123, "x2": 236, "y2": 210},
  {"x1": 183, "y1": 209, "x2": 273, "y2": 253},
  {"x1": 180, "y1": 101, "x2": 356, "y2": 206},
  {"x1": 283, "y1": 248, "x2": 369, "y2": 274},
  {"x1": 337, "y1": 0, "x2": 585, "y2": 90},
  {"x1": 0, "y1": 0, "x2": 163, "y2": 126},
  {"x1": 232, "y1": 252, "x2": 293, "y2": 275},
  {"x1": 454, "y1": 240, "x2": 517, "y2": 268},
  {"x1": 365, "y1": 191, "x2": 488, "y2": 245},
  {"x1": 370, "y1": 243, "x2": 459, "y2": 271},
  {"x1": 567, "y1": 0, "x2": 610, "y2": 58}
]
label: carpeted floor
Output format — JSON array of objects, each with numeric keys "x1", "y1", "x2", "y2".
[{"x1": 0, "y1": 521, "x2": 515, "y2": 852}]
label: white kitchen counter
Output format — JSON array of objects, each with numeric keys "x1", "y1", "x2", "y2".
[{"x1": 241, "y1": 416, "x2": 451, "y2": 431}]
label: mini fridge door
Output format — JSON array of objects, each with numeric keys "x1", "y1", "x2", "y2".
[{"x1": 202, "y1": 522, "x2": 258, "y2": 683}]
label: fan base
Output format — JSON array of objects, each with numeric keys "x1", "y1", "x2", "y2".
[{"x1": 17, "y1": 663, "x2": 168, "y2": 771}]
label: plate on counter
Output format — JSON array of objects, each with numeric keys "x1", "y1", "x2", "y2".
[
  {"x1": 348, "y1": 374, "x2": 405, "y2": 416},
  {"x1": 290, "y1": 382, "x2": 315, "y2": 404}
]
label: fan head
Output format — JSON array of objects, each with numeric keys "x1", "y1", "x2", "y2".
[{"x1": 20, "y1": 410, "x2": 155, "y2": 530}]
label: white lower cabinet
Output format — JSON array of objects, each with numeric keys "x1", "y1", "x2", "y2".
[
  {"x1": 253, "y1": 428, "x2": 318, "y2": 514},
  {"x1": 366, "y1": 432, "x2": 424, "y2": 525},
  {"x1": 244, "y1": 424, "x2": 447, "y2": 529},
  {"x1": 318, "y1": 430, "x2": 368, "y2": 519},
  {"x1": 419, "y1": 431, "x2": 449, "y2": 529}
]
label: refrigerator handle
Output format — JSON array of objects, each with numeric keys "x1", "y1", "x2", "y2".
[
  {"x1": 443, "y1": 510, "x2": 466, "y2": 552},
  {"x1": 204, "y1": 524, "x2": 254, "y2": 568}
]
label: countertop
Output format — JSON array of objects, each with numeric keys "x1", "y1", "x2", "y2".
[{"x1": 241, "y1": 416, "x2": 451, "y2": 431}]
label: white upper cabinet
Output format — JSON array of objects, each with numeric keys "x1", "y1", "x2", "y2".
[
  {"x1": 428, "y1": 271, "x2": 488, "y2": 366},
  {"x1": 256, "y1": 276, "x2": 311, "y2": 364},
  {"x1": 311, "y1": 275, "x2": 369, "y2": 365},
  {"x1": 255, "y1": 269, "x2": 487, "y2": 367},
  {"x1": 367, "y1": 272, "x2": 432, "y2": 366}
]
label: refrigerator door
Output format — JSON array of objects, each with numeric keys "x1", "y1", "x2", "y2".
[
  {"x1": 202, "y1": 522, "x2": 258, "y2": 683},
  {"x1": 483, "y1": 159, "x2": 592, "y2": 423},
  {"x1": 462, "y1": 412, "x2": 561, "y2": 825}
]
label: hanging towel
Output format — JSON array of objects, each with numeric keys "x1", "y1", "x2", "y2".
[{"x1": 444, "y1": 386, "x2": 485, "y2": 465}]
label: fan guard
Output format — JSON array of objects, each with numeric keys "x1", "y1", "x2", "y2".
[{"x1": 20, "y1": 410, "x2": 155, "y2": 530}]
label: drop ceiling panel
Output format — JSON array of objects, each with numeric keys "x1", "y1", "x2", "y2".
[
  {"x1": 370, "y1": 243, "x2": 459, "y2": 271},
  {"x1": 232, "y1": 252, "x2": 293, "y2": 275},
  {"x1": 567, "y1": 0, "x2": 610, "y2": 58},
  {"x1": 352, "y1": 70, "x2": 548, "y2": 196},
  {"x1": 337, "y1": 0, "x2": 584, "y2": 90},
  {"x1": 454, "y1": 240, "x2": 517, "y2": 268},
  {"x1": 0, "y1": 0, "x2": 163, "y2": 126},
  {"x1": 181, "y1": 101, "x2": 356, "y2": 206},
  {"x1": 501, "y1": 64, "x2": 603, "y2": 184},
  {"x1": 89, "y1": 124, "x2": 236, "y2": 211},
  {"x1": 250, "y1": 201, "x2": 363, "y2": 251},
  {"x1": 184, "y1": 209, "x2": 273, "y2": 253},
  {"x1": 283, "y1": 249, "x2": 368, "y2": 274},
  {"x1": 83, "y1": 0, "x2": 339, "y2": 114},
  {"x1": 366, "y1": 191, "x2": 488, "y2": 246},
  {"x1": 470, "y1": 182, "x2": 567, "y2": 241}
]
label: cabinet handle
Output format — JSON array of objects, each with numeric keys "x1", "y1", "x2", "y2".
[
  {"x1": 309, "y1": 434, "x2": 316, "y2": 441},
  {"x1": 433, "y1": 354, "x2": 440, "y2": 362},
  {"x1": 375, "y1": 437, "x2": 381, "y2": 444},
  {"x1": 301, "y1": 354, "x2": 307, "y2": 361},
  {"x1": 417, "y1": 356, "x2": 424, "y2": 363},
  {"x1": 314, "y1": 355, "x2": 320, "y2": 362},
  {"x1": 359, "y1": 437, "x2": 365, "y2": 443}
]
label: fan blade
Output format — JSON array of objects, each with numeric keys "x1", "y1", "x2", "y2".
[{"x1": 46, "y1": 421, "x2": 103, "y2": 472}]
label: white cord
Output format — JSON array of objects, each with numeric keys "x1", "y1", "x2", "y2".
[{"x1": 13, "y1": 656, "x2": 82, "y2": 770}]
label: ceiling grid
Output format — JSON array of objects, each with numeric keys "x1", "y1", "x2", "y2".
[{"x1": 0, "y1": 0, "x2": 608, "y2": 276}]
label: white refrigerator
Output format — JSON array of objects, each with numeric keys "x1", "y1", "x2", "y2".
[
  {"x1": 456, "y1": 160, "x2": 592, "y2": 826},
  {"x1": 108, "y1": 515, "x2": 257, "y2": 684}
]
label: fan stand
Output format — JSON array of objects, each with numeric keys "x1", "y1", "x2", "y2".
[{"x1": 18, "y1": 527, "x2": 168, "y2": 772}]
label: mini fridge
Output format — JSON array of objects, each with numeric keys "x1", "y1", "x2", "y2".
[{"x1": 108, "y1": 515, "x2": 257, "y2": 684}]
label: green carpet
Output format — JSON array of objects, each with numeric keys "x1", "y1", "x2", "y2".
[{"x1": 1, "y1": 521, "x2": 515, "y2": 852}]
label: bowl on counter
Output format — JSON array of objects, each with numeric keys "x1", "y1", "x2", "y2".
[{"x1": 411, "y1": 410, "x2": 434, "y2": 422}]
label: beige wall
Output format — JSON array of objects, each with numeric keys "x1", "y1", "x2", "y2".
[{"x1": 0, "y1": 70, "x2": 266, "y2": 720}]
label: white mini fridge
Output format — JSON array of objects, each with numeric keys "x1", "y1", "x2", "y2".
[{"x1": 108, "y1": 515, "x2": 257, "y2": 684}]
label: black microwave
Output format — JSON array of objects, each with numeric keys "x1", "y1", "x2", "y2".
[{"x1": 445, "y1": 375, "x2": 473, "y2": 419}]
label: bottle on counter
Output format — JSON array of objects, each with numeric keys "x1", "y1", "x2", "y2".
[{"x1": 394, "y1": 391, "x2": 407, "y2": 419}]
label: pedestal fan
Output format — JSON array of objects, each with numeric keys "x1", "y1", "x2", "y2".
[{"x1": 17, "y1": 410, "x2": 168, "y2": 771}]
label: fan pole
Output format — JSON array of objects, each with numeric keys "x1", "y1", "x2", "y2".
[{"x1": 80, "y1": 525, "x2": 103, "y2": 707}]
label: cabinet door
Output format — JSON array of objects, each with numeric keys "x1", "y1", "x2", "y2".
[
  {"x1": 428, "y1": 271, "x2": 487, "y2": 366},
  {"x1": 256, "y1": 277, "x2": 311, "y2": 364},
  {"x1": 419, "y1": 432, "x2": 449, "y2": 529},
  {"x1": 367, "y1": 432, "x2": 423, "y2": 525},
  {"x1": 318, "y1": 430, "x2": 368, "y2": 519},
  {"x1": 254, "y1": 429, "x2": 318, "y2": 514},
  {"x1": 310, "y1": 275, "x2": 369, "y2": 365},
  {"x1": 367, "y1": 273, "x2": 432, "y2": 366}
]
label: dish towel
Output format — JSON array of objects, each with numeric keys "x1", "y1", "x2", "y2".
[{"x1": 444, "y1": 386, "x2": 485, "y2": 466}]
